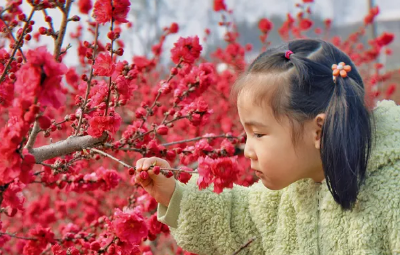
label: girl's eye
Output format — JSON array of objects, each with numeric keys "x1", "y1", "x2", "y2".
[{"x1": 254, "y1": 133, "x2": 265, "y2": 138}]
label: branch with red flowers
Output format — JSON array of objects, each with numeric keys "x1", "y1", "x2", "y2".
[
  {"x1": 0, "y1": 232, "x2": 37, "y2": 241},
  {"x1": 104, "y1": 10, "x2": 115, "y2": 116},
  {"x1": 0, "y1": 16, "x2": 26, "y2": 62},
  {"x1": 75, "y1": 23, "x2": 100, "y2": 135},
  {"x1": 91, "y1": 148, "x2": 198, "y2": 175},
  {"x1": 0, "y1": 7, "x2": 35, "y2": 83},
  {"x1": 162, "y1": 134, "x2": 237, "y2": 147}
]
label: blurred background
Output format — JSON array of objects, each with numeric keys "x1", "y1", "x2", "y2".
[{"x1": 20, "y1": 0, "x2": 400, "y2": 101}]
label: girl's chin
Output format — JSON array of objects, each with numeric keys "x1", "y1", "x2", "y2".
[{"x1": 260, "y1": 179, "x2": 286, "y2": 191}]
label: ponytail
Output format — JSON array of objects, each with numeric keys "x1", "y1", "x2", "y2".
[{"x1": 321, "y1": 77, "x2": 372, "y2": 210}]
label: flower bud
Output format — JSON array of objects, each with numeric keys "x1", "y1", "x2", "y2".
[
  {"x1": 39, "y1": 27, "x2": 47, "y2": 35},
  {"x1": 90, "y1": 241, "x2": 101, "y2": 251},
  {"x1": 140, "y1": 171, "x2": 149, "y2": 180},
  {"x1": 156, "y1": 125, "x2": 169, "y2": 135},
  {"x1": 71, "y1": 15, "x2": 80, "y2": 22},
  {"x1": 153, "y1": 166, "x2": 160, "y2": 175},
  {"x1": 38, "y1": 115, "x2": 51, "y2": 130},
  {"x1": 107, "y1": 31, "x2": 115, "y2": 40},
  {"x1": 128, "y1": 168, "x2": 135, "y2": 175}
]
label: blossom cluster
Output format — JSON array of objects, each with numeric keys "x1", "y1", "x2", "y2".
[{"x1": 0, "y1": 0, "x2": 397, "y2": 254}]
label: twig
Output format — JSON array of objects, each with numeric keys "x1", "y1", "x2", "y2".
[
  {"x1": 42, "y1": 9, "x2": 55, "y2": 37},
  {"x1": 161, "y1": 167, "x2": 198, "y2": 174},
  {"x1": 91, "y1": 148, "x2": 133, "y2": 168},
  {"x1": 104, "y1": 14, "x2": 115, "y2": 116},
  {"x1": 53, "y1": 0, "x2": 73, "y2": 60},
  {"x1": 75, "y1": 23, "x2": 100, "y2": 135},
  {"x1": 162, "y1": 134, "x2": 236, "y2": 147},
  {"x1": 0, "y1": 232, "x2": 37, "y2": 241},
  {"x1": 231, "y1": 237, "x2": 256, "y2": 255}
]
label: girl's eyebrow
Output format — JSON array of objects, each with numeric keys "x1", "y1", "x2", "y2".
[{"x1": 244, "y1": 121, "x2": 268, "y2": 128}]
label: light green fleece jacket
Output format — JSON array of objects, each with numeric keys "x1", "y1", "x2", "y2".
[{"x1": 157, "y1": 100, "x2": 400, "y2": 255}]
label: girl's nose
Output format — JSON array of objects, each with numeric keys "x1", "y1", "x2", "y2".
[{"x1": 244, "y1": 141, "x2": 257, "y2": 160}]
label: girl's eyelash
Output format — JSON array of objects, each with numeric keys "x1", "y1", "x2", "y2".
[{"x1": 253, "y1": 133, "x2": 264, "y2": 138}]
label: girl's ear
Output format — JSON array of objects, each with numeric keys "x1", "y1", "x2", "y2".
[{"x1": 313, "y1": 113, "x2": 326, "y2": 149}]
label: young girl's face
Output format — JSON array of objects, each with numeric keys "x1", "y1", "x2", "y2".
[{"x1": 237, "y1": 90, "x2": 325, "y2": 190}]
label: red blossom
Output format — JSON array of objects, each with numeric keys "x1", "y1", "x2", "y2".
[
  {"x1": 112, "y1": 208, "x2": 148, "y2": 244},
  {"x1": 376, "y1": 32, "x2": 395, "y2": 47},
  {"x1": 78, "y1": 0, "x2": 92, "y2": 14},
  {"x1": 93, "y1": 52, "x2": 115, "y2": 76},
  {"x1": 3, "y1": 181, "x2": 26, "y2": 212},
  {"x1": 23, "y1": 227, "x2": 55, "y2": 255},
  {"x1": 213, "y1": 0, "x2": 227, "y2": 12},
  {"x1": 169, "y1": 22, "x2": 179, "y2": 33},
  {"x1": 0, "y1": 80, "x2": 14, "y2": 108},
  {"x1": 14, "y1": 46, "x2": 67, "y2": 108},
  {"x1": 170, "y1": 36, "x2": 203, "y2": 64},
  {"x1": 93, "y1": 0, "x2": 130, "y2": 24},
  {"x1": 385, "y1": 84, "x2": 396, "y2": 98},
  {"x1": 96, "y1": 166, "x2": 121, "y2": 191},
  {"x1": 258, "y1": 18, "x2": 273, "y2": 33},
  {"x1": 87, "y1": 109, "x2": 122, "y2": 137},
  {"x1": 299, "y1": 18, "x2": 313, "y2": 31},
  {"x1": 197, "y1": 156, "x2": 240, "y2": 194},
  {"x1": 178, "y1": 166, "x2": 193, "y2": 184}
]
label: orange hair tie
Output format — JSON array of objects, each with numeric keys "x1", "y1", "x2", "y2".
[{"x1": 331, "y1": 62, "x2": 351, "y2": 82}]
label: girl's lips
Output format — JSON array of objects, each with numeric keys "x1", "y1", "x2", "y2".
[{"x1": 254, "y1": 170, "x2": 263, "y2": 177}]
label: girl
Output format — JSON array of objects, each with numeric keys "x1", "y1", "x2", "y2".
[{"x1": 135, "y1": 39, "x2": 400, "y2": 254}]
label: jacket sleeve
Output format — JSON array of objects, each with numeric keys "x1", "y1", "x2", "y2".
[{"x1": 157, "y1": 176, "x2": 271, "y2": 255}]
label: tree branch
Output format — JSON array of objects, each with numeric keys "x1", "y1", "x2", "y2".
[
  {"x1": 53, "y1": 0, "x2": 73, "y2": 59},
  {"x1": 75, "y1": 23, "x2": 100, "y2": 135},
  {"x1": 29, "y1": 133, "x2": 107, "y2": 163},
  {"x1": 25, "y1": 121, "x2": 40, "y2": 150}
]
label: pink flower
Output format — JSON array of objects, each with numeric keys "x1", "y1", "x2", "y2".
[
  {"x1": 213, "y1": 0, "x2": 227, "y2": 12},
  {"x1": 95, "y1": 167, "x2": 121, "y2": 191},
  {"x1": 88, "y1": 80, "x2": 108, "y2": 107},
  {"x1": 3, "y1": 181, "x2": 26, "y2": 212},
  {"x1": 113, "y1": 0, "x2": 131, "y2": 23},
  {"x1": 87, "y1": 109, "x2": 122, "y2": 138},
  {"x1": 15, "y1": 46, "x2": 67, "y2": 109},
  {"x1": 0, "y1": 80, "x2": 14, "y2": 108},
  {"x1": 93, "y1": 0, "x2": 130, "y2": 24},
  {"x1": 92, "y1": 0, "x2": 112, "y2": 23},
  {"x1": 93, "y1": 52, "x2": 114, "y2": 76},
  {"x1": 112, "y1": 208, "x2": 148, "y2": 244},
  {"x1": 23, "y1": 227, "x2": 55, "y2": 255},
  {"x1": 178, "y1": 167, "x2": 192, "y2": 184},
  {"x1": 258, "y1": 18, "x2": 273, "y2": 33},
  {"x1": 78, "y1": 0, "x2": 92, "y2": 14},
  {"x1": 197, "y1": 156, "x2": 240, "y2": 194},
  {"x1": 170, "y1": 36, "x2": 203, "y2": 64}
]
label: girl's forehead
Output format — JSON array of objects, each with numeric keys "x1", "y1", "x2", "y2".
[{"x1": 237, "y1": 92, "x2": 273, "y2": 118}]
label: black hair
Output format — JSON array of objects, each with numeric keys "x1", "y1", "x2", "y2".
[{"x1": 231, "y1": 39, "x2": 374, "y2": 210}]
